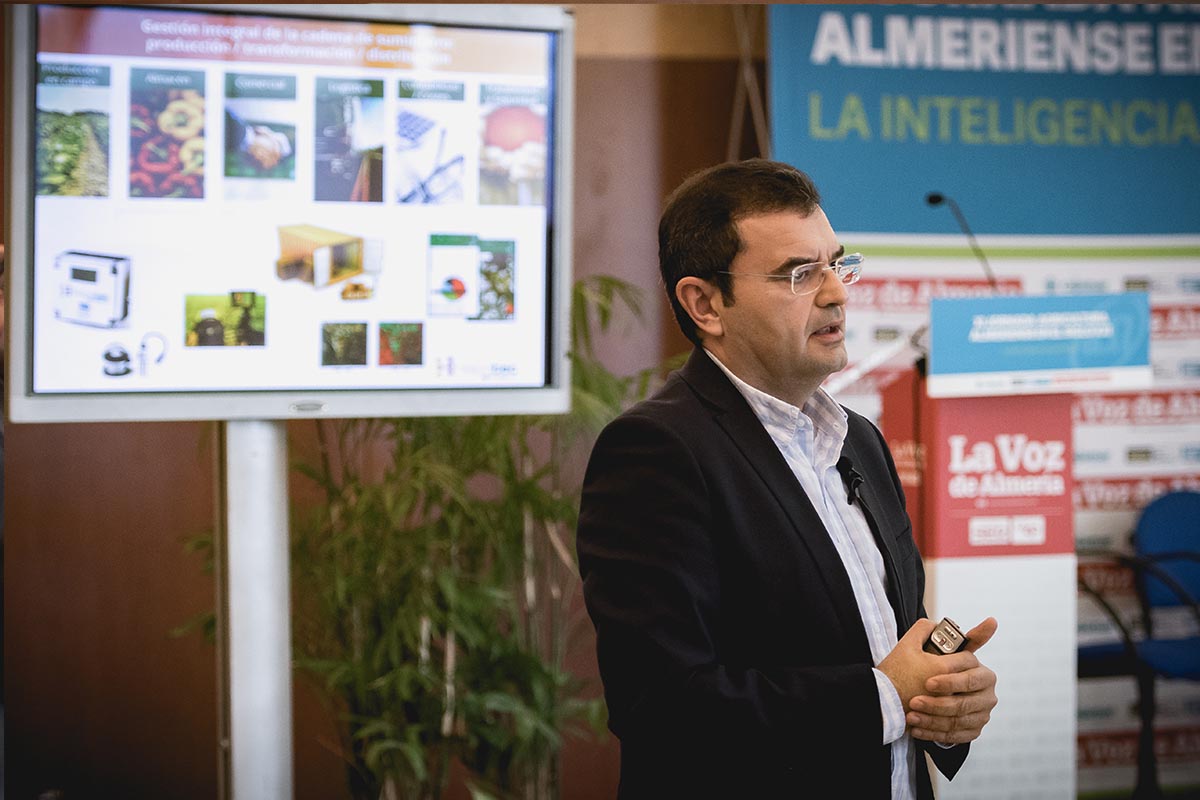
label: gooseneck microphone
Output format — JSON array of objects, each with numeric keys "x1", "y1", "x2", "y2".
[{"x1": 926, "y1": 192, "x2": 998, "y2": 292}]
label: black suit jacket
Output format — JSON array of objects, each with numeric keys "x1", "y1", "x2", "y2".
[{"x1": 577, "y1": 349, "x2": 969, "y2": 798}]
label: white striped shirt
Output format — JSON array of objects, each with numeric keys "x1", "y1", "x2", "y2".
[{"x1": 708, "y1": 352, "x2": 917, "y2": 800}]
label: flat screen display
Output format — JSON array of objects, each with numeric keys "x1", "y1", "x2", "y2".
[{"x1": 5, "y1": 3, "x2": 574, "y2": 422}]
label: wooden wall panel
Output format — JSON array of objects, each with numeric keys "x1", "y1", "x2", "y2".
[{"x1": 5, "y1": 422, "x2": 218, "y2": 798}]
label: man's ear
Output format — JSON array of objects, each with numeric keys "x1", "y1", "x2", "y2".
[{"x1": 675, "y1": 277, "x2": 724, "y2": 340}]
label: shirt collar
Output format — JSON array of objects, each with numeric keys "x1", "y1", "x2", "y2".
[{"x1": 704, "y1": 349, "x2": 849, "y2": 462}]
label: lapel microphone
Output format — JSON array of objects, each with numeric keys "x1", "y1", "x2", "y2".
[{"x1": 835, "y1": 456, "x2": 864, "y2": 506}]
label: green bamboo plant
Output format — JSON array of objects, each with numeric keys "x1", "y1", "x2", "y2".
[{"x1": 289, "y1": 275, "x2": 659, "y2": 800}]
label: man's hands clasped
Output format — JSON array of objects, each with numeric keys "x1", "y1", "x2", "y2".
[{"x1": 878, "y1": 617, "x2": 998, "y2": 745}]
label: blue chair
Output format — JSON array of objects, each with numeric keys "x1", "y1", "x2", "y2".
[{"x1": 1077, "y1": 490, "x2": 1200, "y2": 800}]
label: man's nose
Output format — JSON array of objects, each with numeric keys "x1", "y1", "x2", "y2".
[{"x1": 814, "y1": 266, "x2": 849, "y2": 305}]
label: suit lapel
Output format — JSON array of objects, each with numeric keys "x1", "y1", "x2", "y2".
[
  {"x1": 840, "y1": 433, "x2": 910, "y2": 632},
  {"x1": 678, "y1": 350, "x2": 868, "y2": 642}
]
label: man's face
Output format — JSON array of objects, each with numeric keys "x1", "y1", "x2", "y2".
[{"x1": 707, "y1": 208, "x2": 849, "y2": 405}]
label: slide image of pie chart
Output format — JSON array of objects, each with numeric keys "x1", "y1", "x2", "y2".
[{"x1": 439, "y1": 277, "x2": 467, "y2": 300}]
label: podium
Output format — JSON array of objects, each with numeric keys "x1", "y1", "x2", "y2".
[
  {"x1": 881, "y1": 367, "x2": 1078, "y2": 798},
  {"x1": 870, "y1": 292, "x2": 1151, "y2": 798}
]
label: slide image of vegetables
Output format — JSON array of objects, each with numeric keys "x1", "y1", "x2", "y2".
[
  {"x1": 314, "y1": 79, "x2": 385, "y2": 203},
  {"x1": 473, "y1": 239, "x2": 515, "y2": 320},
  {"x1": 36, "y1": 70, "x2": 110, "y2": 197},
  {"x1": 130, "y1": 69, "x2": 205, "y2": 199},
  {"x1": 379, "y1": 322, "x2": 423, "y2": 366},
  {"x1": 321, "y1": 323, "x2": 368, "y2": 366},
  {"x1": 479, "y1": 85, "x2": 547, "y2": 206},
  {"x1": 184, "y1": 292, "x2": 266, "y2": 347}
]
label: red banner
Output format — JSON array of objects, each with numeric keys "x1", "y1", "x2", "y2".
[
  {"x1": 1151, "y1": 305, "x2": 1200, "y2": 340},
  {"x1": 923, "y1": 393, "x2": 1075, "y2": 558},
  {"x1": 1072, "y1": 390, "x2": 1200, "y2": 426},
  {"x1": 846, "y1": 276, "x2": 1022, "y2": 312},
  {"x1": 1078, "y1": 726, "x2": 1200, "y2": 768},
  {"x1": 1073, "y1": 474, "x2": 1200, "y2": 511}
]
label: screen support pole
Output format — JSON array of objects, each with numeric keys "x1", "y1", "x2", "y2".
[{"x1": 225, "y1": 419, "x2": 293, "y2": 799}]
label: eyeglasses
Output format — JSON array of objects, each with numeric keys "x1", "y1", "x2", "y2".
[{"x1": 717, "y1": 253, "x2": 864, "y2": 296}]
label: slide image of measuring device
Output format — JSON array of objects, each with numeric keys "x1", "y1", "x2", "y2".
[{"x1": 54, "y1": 250, "x2": 131, "y2": 327}]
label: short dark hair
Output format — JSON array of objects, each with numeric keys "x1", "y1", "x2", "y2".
[{"x1": 658, "y1": 159, "x2": 822, "y2": 346}]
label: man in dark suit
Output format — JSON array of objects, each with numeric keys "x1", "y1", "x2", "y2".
[{"x1": 577, "y1": 160, "x2": 998, "y2": 798}]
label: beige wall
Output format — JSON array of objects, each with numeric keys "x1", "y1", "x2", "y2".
[{"x1": 572, "y1": 4, "x2": 765, "y2": 60}]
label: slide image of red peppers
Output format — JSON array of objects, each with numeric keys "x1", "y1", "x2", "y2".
[{"x1": 129, "y1": 68, "x2": 205, "y2": 199}]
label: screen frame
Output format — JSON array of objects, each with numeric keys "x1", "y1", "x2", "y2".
[{"x1": 4, "y1": 3, "x2": 575, "y2": 423}]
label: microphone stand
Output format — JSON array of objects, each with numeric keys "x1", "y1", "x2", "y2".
[{"x1": 926, "y1": 192, "x2": 999, "y2": 292}]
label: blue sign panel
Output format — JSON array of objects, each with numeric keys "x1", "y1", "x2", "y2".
[
  {"x1": 770, "y1": 5, "x2": 1200, "y2": 235},
  {"x1": 928, "y1": 292, "x2": 1152, "y2": 397}
]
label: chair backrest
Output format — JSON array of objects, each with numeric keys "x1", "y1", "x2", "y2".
[{"x1": 1135, "y1": 490, "x2": 1200, "y2": 608}]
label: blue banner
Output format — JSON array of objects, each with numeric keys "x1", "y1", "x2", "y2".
[
  {"x1": 928, "y1": 292, "x2": 1152, "y2": 397},
  {"x1": 770, "y1": 5, "x2": 1200, "y2": 235}
]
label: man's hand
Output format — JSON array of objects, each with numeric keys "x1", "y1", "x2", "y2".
[
  {"x1": 877, "y1": 618, "x2": 981, "y2": 713},
  {"x1": 906, "y1": 617, "x2": 999, "y2": 745}
]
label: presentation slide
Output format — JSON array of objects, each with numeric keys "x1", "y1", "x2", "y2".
[{"x1": 29, "y1": 5, "x2": 556, "y2": 395}]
